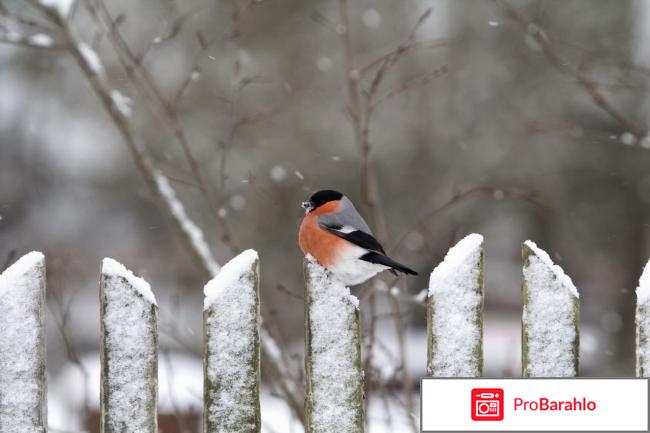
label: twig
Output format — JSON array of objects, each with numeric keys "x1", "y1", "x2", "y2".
[
  {"x1": 360, "y1": 37, "x2": 451, "y2": 77},
  {"x1": 1, "y1": 250, "x2": 16, "y2": 273},
  {"x1": 371, "y1": 66, "x2": 448, "y2": 109},
  {"x1": 21, "y1": 0, "x2": 304, "y2": 424},
  {"x1": 495, "y1": 0, "x2": 646, "y2": 138},
  {"x1": 273, "y1": 283, "x2": 304, "y2": 301}
]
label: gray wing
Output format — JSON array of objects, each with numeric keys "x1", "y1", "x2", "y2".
[{"x1": 317, "y1": 196, "x2": 386, "y2": 253}]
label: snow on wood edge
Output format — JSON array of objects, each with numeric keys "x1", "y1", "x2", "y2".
[
  {"x1": 0, "y1": 251, "x2": 47, "y2": 432},
  {"x1": 636, "y1": 258, "x2": 650, "y2": 377},
  {"x1": 427, "y1": 234, "x2": 483, "y2": 377},
  {"x1": 523, "y1": 240, "x2": 579, "y2": 298},
  {"x1": 637, "y1": 259, "x2": 650, "y2": 304},
  {"x1": 0, "y1": 251, "x2": 45, "y2": 287},
  {"x1": 522, "y1": 241, "x2": 579, "y2": 377},
  {"x1": 102, "y1": 257, "x2": 156, "y2": 305},
  {"x1": 304, "y1": 256, "x2": 363, "y2": 433},
  {"x1": 428, "y1": 233, "x2": 483, "y2": 295},
  {"x1": 203, "y1": 249, "x2": 258, "y2": 310}
]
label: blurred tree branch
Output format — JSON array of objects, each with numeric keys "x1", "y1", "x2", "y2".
[
  {"x1": 336, "y1": 4, "x2": 447, "y2": 432},
  {"x1": 495, "y1": 0, "x2": 648, "y2": 140},
  {"x1": 5, "y1": 1, "x2": 306, "y2": 424}
]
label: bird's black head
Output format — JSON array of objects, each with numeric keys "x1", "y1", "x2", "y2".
[{"x1": 301, "y1": 189, "x2": 343, "y2": 213}]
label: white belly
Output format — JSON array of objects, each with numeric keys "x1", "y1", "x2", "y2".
[{"x1": 329, "y1": 245, "x2": 389, "y2": 286}]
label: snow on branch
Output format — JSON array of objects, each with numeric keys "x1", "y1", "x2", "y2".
[
  {"x1": 78, "y1": 43, "x2": 103, "y2": 75},
  {"x1": 522, "y1": 241, "x2": 579, "y2": 377},
  {"x1": 636, "y1": 259, "x2": 650, "y2": 377},
  {"x1": 154, "y1": 170, "x2": 220, "y2": 276},
  {"x1": 110, "y1": 90, "x2": 132, "y2": 118},
  {"x1": 0, "y1": 31, "x2": 58, "y2": 49},
  {"x1": 304, "y1": 256, "x2": 363, "y2": 433},
  {"x1": 0, "y1": 251, "x2": 47, "y2": 433},
  {"x1": 100, "y1": 258, "x2": 158, "y2": 433},
  {"x1": 39, "y1": 0, "x2": 75, "y2": 18},
  {"x1": 203, "y1": 249, "x2": 260, "y2": 433},
  {"x1": 427, "y1": 233, "x2": 484, "y2": 377}
]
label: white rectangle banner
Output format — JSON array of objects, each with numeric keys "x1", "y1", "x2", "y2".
[{"x1": 421, "y1": 378, "x2": 649, "y2": 432}]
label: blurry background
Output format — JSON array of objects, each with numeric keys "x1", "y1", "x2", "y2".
[{"x1": 1, "y1": 0, "x2": 650, "y2": 431}]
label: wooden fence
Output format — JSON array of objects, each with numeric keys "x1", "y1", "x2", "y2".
[{"x1": 1, "y1": 234, "x2": 649, "y2": 432}]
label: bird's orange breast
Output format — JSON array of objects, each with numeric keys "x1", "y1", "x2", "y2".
[{"x1": 299, "y1": 214, "x2": 349, "y2": 267}]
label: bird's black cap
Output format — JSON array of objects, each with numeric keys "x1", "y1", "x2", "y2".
[{"x1": 308, "y1": 190, "x2": 343, "y2": 208}]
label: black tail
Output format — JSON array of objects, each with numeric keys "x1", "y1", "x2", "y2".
[{"x1": 360, "y1": 252, "x2": 418, "y2": 276}]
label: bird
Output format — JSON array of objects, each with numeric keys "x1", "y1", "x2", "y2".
[{"x1": 299, "y1": 189, "x2": 418, "y2": 286}]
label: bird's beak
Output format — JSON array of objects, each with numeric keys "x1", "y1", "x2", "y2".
[{"x1": 301, "y1": 201, "x2": 314, "y2": 213}]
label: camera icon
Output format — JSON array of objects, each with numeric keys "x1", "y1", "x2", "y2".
[{"x1": 471, "y1": 388, "x2": 504, "y2": 421}]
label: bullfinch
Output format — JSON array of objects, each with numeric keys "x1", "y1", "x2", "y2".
[{"x1": 299, "y1": 189, "x2": 418, "y2": 286}]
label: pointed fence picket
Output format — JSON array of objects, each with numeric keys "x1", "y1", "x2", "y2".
[
  {"x1": 203, "y1": 249, "x2": 261, "y2": 433},
  {"x1": 521, "y1": 241, "x2": 580, "y2": 377},
  {"x1": 303, "y1": 257, "x2": 364, "y2": 433},
  {"x1": 100, "y1": 258, "x2": 158, "y2": 433},
  {"x1": 0, "y1": 238, "x2": 649, "y2": 431},
  {"x1": 0, "y1": 252, "x2": 47, "y2": 433},
  {"x1": 427, "y1": 234, "x2": 484, "y2": 377}
]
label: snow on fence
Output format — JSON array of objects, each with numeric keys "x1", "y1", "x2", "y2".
[
  {"x1": 637, "y1": 260, "x2": 650, "y2": 377},
  {"x1": 521, "y1": 241, "x2": 580, "y2": 377},
  {"x1": 203, "y1": 249, "x2": 261, "y2": 433},
  {"x1": 303, "y1": 256, "x2": 364, "y2": 433},
  {"x1": 2, "y1": 237, "x2": 650, "y2": 431},
  {"x1": 0, "y1": 252, "x2": 47, "y2": 433},
  {"x1": 100, "y1": 258, "x2": 158, "y2": 433},
  {"x1": 427, "y1": 234, "x2": 484, "y2": 377}
]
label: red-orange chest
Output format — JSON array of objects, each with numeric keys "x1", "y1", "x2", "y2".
[{"x1": 299, "y1": 215, "x2": 348, "y2": 267}]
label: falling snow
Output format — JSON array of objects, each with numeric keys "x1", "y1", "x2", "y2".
[
  {"x1": 362, "y1": 9, "x2": 382, "y2": 28},
  {"x1": 316, "y1": 56, "x2": 333, "y2": 71},
  {"x1": 230, "y1": 194, "x2": 247, "y2": 211},
  {"x1": 269, "y1": 165, "x2": 287, "y2": 182},
  {"x1": 621, "y1": 132, "x2": 636, "y2": 146}
]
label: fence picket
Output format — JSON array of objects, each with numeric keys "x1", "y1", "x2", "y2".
[
  {"x1": 100, "y1": 258, "x2": 158, "y2": 433},
  {"x1": 427, "y1": 234, "x2": 484, "y2": 377},
  {"x1": 0, "y1": 252, "x2": 47, "y2": 433},
  {"x1": 636, "y1": 260, "x2": 650, "y2": 377},
  {"x1": 4, "y1": 242, "x2": 650, "y2": 431},
  {"x1": 203, "y1": 249, "x2": 261, "y2": 433},
  {"x1": 304, "y1": 257, "x2": 364, "y2": 433},
  {"x1": 521, "y1": 241, "x2": 579, "y2": 377}
]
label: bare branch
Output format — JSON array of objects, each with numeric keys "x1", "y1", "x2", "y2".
[
  {"x1": 495, "y1": 0, "x2": 647, "y2": 138},
  {"x1": 371, "y1": 66, "x2": 447, "y2": 109},
  {"x1": 360, "y1": 37, "x2": 452, "y2": 77}
]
